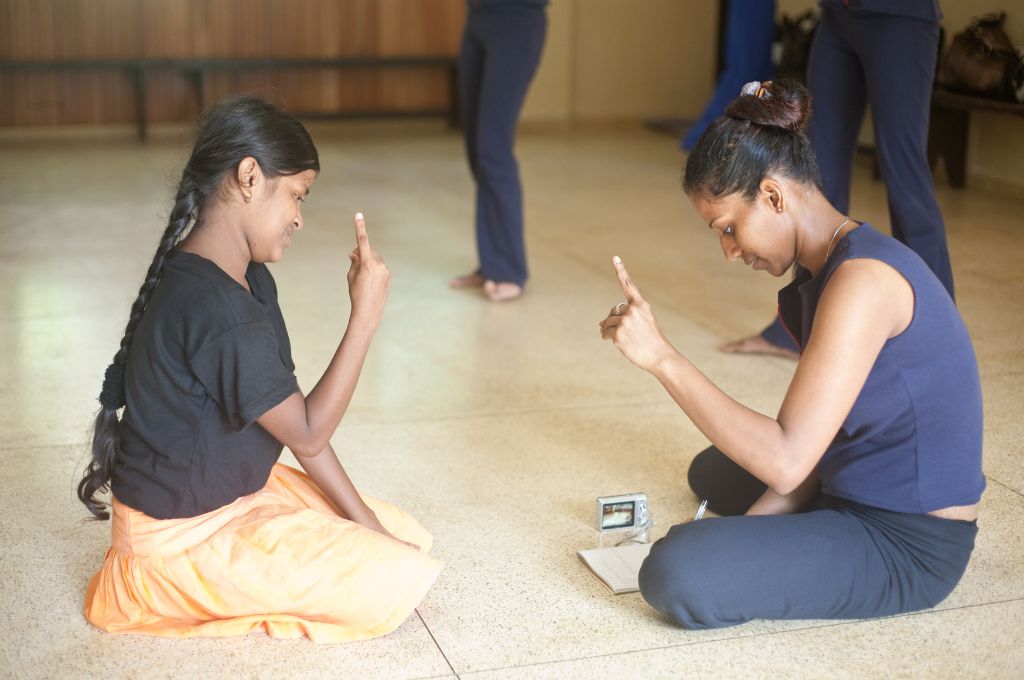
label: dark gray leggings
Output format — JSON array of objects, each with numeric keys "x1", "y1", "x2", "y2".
[{"x1": 638, "y1": 446, "x2": 978, "y2": 629}]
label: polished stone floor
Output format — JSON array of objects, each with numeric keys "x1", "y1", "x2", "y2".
[{"x1": 0, "y1": 120, "x2": 1021, "y2": 678}]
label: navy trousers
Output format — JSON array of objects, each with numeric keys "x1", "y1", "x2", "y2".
[
  {"x1": 637, "y1": 446, "x2": 977, "y2": 629},
  {"x1": 761, "y1": 4, "x2": 953, "y2": 349},
  {"x1": 682, "y1": 0, "x2": 776, "y2": 151},
  {"x1": 459, "y1": 3, "x2": 546, "y2": 287}
]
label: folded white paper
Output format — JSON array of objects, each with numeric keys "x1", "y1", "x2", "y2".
[{"x1": 577, "y1": 542, "x2": 653, "y2": 594}]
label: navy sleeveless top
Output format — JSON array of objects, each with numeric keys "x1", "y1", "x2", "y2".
[{"x1": 778, "y1": 224, "x2": 985, "y2": 513}]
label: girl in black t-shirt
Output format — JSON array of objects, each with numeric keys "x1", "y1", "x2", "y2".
[{"x1": 78, "y1": 96, "x2": 440, "y2": 642}]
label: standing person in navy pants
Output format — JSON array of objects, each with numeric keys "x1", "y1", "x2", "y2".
[
  {"x1": 721, "y1": 0, "x2": 954, "y2": 358},
  {"x1": 681, "y1": 0, "x2": 776, "y2": 152},
  {"x1": 450, "y1": 0, "x2": 548, "y2": 302}
]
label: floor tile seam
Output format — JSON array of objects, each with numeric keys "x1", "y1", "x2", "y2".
[
  {"x1": 450, "y1": 598, "x2": 1024, "y2": 676},
  {"x1": 416, "y1": 609, "x2": 461, "y2": 680},
  {"x1": 980, "y1": 376, "x2": 1024, "y2": 386},
  {"x1": 342, "y1": 399, "x2": 672, "y2": 427},
  {"x1": 985, "y1": 476, "x2": 1024, "y2": 500},
  {"x1": 980, "y1": 368, "x2": 1024, "y2": 377},
  {"x1": 0, "y1": 312, "x2": 106, "y2": 322},
  {"x1": 0, "y1": 397, "x2": 668, "y2": 450},
  {"x1": 0, "y1": 442, "x2": 85, "y2": 453},
  {"x1": 538, "y1": 238, "x2": 796, "y2": 378}
]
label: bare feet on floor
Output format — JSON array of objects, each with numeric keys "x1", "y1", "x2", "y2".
[
  {"x1": 718, "y1": 334, "x2": 799, "y2": 361},
  {"x1": 449, "y1": 271, "x2": 486, "y2": 289},
  {"x1": 484, "y1": 280, "x2": 523, "y2": 302}
]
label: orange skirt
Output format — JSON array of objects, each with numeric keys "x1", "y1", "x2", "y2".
[{"x1": 84, "y1": 464, "x2": 442, "y2": 643}]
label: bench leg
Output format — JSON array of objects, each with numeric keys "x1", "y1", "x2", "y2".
[
  {"x1": 928, "y1": 105, "x2": 969, "y2": 189},
  {"x1": 187, "y1": 68, "x2": 205, "y2": 115},
  {"x1": 132, "y1": 66, "x2": 147, "y2": 141},
  {"x1": 448, "y1": 62, "x2": 460, "y2": 130}
]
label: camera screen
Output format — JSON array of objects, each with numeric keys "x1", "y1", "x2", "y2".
[{"x1": 601, "y1": 501, "x2": 635, "y2": 530}]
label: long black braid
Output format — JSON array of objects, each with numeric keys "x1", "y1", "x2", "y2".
[
  {"x1": 78, "y1": 185, "x2": 199, "y2": 519},
  {"x1": 78, "y1": 96, "x2": 319, "y2": 519}
]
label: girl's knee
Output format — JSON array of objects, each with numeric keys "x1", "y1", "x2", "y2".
[{"x1": 638, "y1": 524, "x2": 724, "y2": 629}]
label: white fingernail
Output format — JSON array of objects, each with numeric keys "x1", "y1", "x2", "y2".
[
  {"x1": 613, "y1": 256, "x2": 621, "y2": 264},
  {"x1": 355, "y1": 212, "x2": 364, "y2": 221}
]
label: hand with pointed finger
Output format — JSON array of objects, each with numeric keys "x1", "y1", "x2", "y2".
[
  {"x1": 347, "y1": 212, "x2": 390, "y2": 328},
  {"x1": 599, "y1": 256, "x2": 676, "y2": 373}
]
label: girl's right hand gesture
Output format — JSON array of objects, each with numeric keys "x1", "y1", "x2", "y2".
[{"x1": 347, "y1": 213, "x2": 390, "y2": 327}]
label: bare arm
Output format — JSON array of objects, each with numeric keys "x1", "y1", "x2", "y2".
[
  {"x1": 293, "y1": 440, "x2": 418, "y2": 547},
  {"x1": 257, "y1": 213, "x2": 389, "y2": 457},
  {"x1": 294, "y1": 440, "x2": 375, "y2": 519},
  {"x1": 746, "y1": 474, "x2": 820, "y2": 515},
  {"x1": 601, "y1": 256, "x2": 912, "y2": 495}
]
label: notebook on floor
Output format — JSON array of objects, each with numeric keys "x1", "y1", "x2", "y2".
[{"x1": 577, "y1": 543, "x2": 653, "y2": 595}]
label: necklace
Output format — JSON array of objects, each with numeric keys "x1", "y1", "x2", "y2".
[{"x1": 824, "y1": 216, "x2": 852, "y2": 263}]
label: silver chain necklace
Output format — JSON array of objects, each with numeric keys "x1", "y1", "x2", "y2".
[{"x1": 824, "y1": 216, "x2": 852, "y2": 263}]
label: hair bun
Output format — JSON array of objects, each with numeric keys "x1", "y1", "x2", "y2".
[{"x1": 725, "y1": 79, "x2": 812, "y2": 131}]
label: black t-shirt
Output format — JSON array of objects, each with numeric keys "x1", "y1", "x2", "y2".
[{"x1": 112, "y1": 250, "x2": 299, "y2": 519}]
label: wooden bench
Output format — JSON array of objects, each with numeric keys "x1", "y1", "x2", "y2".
[
  {"x1": 928, "y1": 87, "x2": 1024, "y2": 188},
  {"x1": 0, "y1": 56, "x2": 459, "y2": 140}
]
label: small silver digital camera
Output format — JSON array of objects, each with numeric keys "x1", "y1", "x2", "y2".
[{"x1": 595, "y1": 493, "x2": 649, "y2": 532}]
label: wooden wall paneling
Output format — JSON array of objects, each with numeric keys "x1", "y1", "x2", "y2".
[
  {"x1": 264, "y1": 69, "x2": 322, "y2": 112},
  {"x1": 50, "y1": 0, "x2": 141, "y2": 59},
  {"x1": 376, "y1": 0, "x2": 464, "y2": 56},
  {"x1": 321, "y1": 0, "x2": 377, "y2": 57},
  {"x1": 376, "y1": 68, "x2": 450, "y2": 111},
  {"x1": 199, "y1": 70, "x2": 234, "y2": 106},
  {"x1": 331, "y1": 69, "x2": 384, "y2": 112},
  {"x1": 1, "y1": 0, "x2": 466, "y2": 127},
  {"x1": 230, "y1": 0, "x2": 273, "y2": 58},
  {"x1": 144, "y1": 69, "x2": 199, "y2": 123},
  {"x1": 0, "y1": 1, "x2": 13, "y2": 60},
  {"x1": 199, "y1": 70, "x2": 298, "y2": 110},
  {"x1": 0, "y1": 70, "x2": 136, "y2": 126},
  {"x1": 0, "y1": 69, "x2": 136, "y2": 125},
  {"x1": 141, "y1": 0, "x2": 191, "y2": 58},
  {"x1": 1, "y1": 72, "x2": 58, "y2": 125},
  {"x1": 266, "y1": 0, "x2": 310, "y2": 58},
  {"x1": 23, "y1": 72, "x2": 61, "y2": 125},
  {"x1": 59, "y1": 70, "x2": 137, "y2": 123},
  {"x1": 2, "y1": 0, "x2": 58, "y2": 60},
  {"x1": 0, "y1": 74, "x2": 13, "y2": 123},
  {"x1": 0, "y1": 1, "x2": 143, "y2": 126},
  {"x1": 315, "y1": 68, "x2": 342, "y2": 110}
]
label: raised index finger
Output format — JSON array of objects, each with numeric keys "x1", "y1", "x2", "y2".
[
  {"x1": 612, "y1": 255, "x2": 644, "y2": 303},
  {"x1": 354, "y1": 212, "x2": 371, "y2": 259}
]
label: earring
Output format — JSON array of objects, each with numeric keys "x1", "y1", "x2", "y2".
[{"x1": 776, "y1": 206, "x2": 783, "y2": 213}]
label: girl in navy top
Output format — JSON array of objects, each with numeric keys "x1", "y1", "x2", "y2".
[{"x1": 599, "y1": 79, "x2": 982, "y2": 629}]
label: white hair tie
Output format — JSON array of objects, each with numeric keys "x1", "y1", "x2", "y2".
[{"x1": 741, "y1": 81, "x2": 771, "y2": 98}]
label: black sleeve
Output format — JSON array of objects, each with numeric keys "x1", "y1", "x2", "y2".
[{"x1": 188, "y1": 320, "x2": 299, "y2": 430}]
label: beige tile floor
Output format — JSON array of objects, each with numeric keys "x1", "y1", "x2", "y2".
[{"x1": 1, "y1": 120, "x2": 1022, "y2": 678}]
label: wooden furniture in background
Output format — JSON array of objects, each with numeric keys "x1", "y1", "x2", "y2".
[
  {"x1": 0, "y1": 0, "x2": 466, "y2": 134},
  {"x1": 928, "y1": 87, "x2": 1024, "y2": 188}
]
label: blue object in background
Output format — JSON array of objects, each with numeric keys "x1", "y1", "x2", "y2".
[{"x1": 682, "y1": 0, "x2": 777, "y2": 151}]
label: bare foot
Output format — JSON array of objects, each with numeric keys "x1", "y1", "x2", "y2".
[
  {"x1": 484, "y1": 280, "x2": 523, "y2": 302},
  {"x1": 718, "y1": 334, "x2": 799, "y2": 360},
  {"x1": 450, "y1": 271, "x2": 485, "y2": 289}
]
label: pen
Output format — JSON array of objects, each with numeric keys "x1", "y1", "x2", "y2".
[{"x1": 694, "y1": 499, "x2": 708, "y2": 521}]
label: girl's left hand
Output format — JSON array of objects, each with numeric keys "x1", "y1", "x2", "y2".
[
  {"x1": 359, "y1": 511, "x2": 421, "y2": 551},
  {"x1": 599, "y1": 256, "x2": 677, "y2": 373}
]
